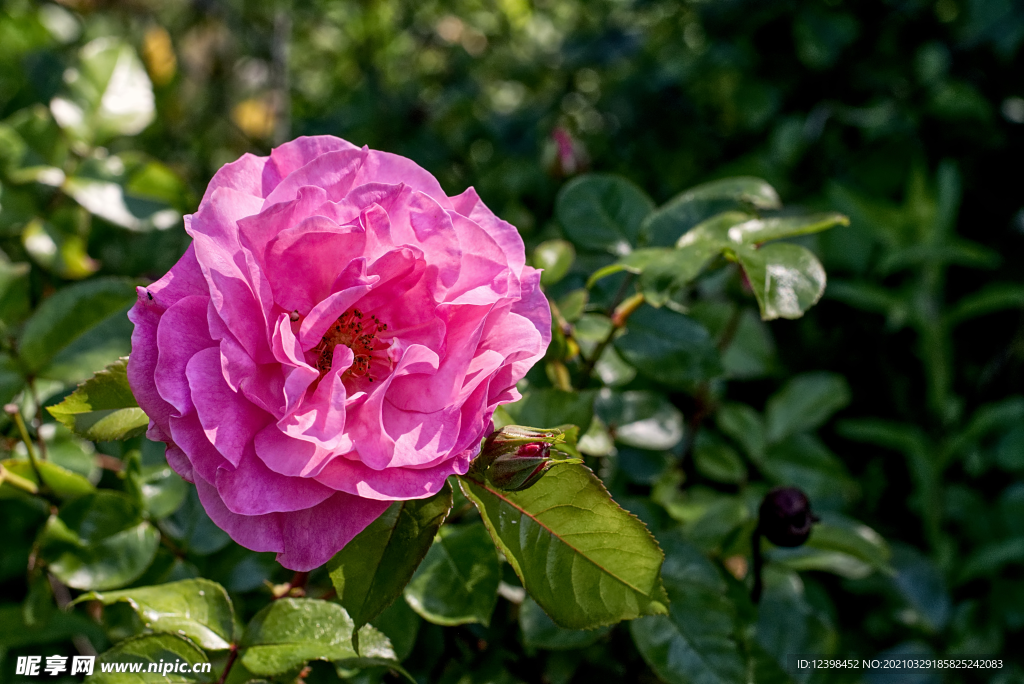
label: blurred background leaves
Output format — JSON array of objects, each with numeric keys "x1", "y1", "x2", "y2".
[{"x1": 2, "y1": 0, "x2": 1024, "y2": 682}]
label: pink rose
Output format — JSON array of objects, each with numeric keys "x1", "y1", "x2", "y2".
[{"x1": 128, "y1": 136, "x2": 550, "y2": 570}]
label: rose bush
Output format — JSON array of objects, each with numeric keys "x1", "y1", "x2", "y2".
[{"x1": 127, "y1": 136, "x2": 550, "y2": 570}]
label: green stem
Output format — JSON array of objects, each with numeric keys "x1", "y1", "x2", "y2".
[
  {"x1": 0, "y1": 463, "x2": 39, "y2": 495},
  {"x1": 6, "y1": 404, "x2": 45, "y2": 487},
  {"x1": 28, "y1": 380, "x2": 48, "y2": 461},
  {"x1": 576, "y1": 293, "x2": 645, "y2": 388},
  {"x1": 717, "y1": 302, "x2": 744, "y2": 353}
]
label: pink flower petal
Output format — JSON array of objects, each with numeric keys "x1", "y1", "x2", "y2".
[
  {"x1": 154, "y1": 295, "x2": 216, "y2": 416},
  {"x1": 165, "y1": 444, "x2": 194, "y2": 483},
  {"x1": 201, "y1": 153, "x2": 268, "y2": 205},
  {"x1": 133, "y1": 135, "x2": 552, "y2": 568},
  {"x1": 196, "y1": 451, "x2": 390, "y2": 572},
  {"x1": 386, "y1": 302, "x2": 493, "y2": 414},
  {"x1": 273, "y1": 493, "x2": 390, "y2": 571},
  {"x1": 264, "y1": 148, "x2": 369, "y2": 206},
  {"x1": 277, "y1": 344, "x2": 353, "y2": 452},
  {"x1": 214, "y1": 444, "x2": 335, "y2": 516},
  {"x1": 314, "y1": 447, "x2": 472, "y2": 501},
  {"x1": 128, "y1": 303, "x2": 173, "y2": 441},
  {"x1": 187, "y1": 347, "x2": 273, "y2": 466},
  {"x1": 195, "y1": 473, "x2": 282, "y2": 552},
  {"x1": 262, "y1": 136, "x2": 360, "y2": 196},
  {"x1": 168, "y1": 413, "x2": 232, "y2": 484},
  {"x1": 238, "y1": 185, "x2": 330, "y2": 260},
  {"x1": 264, "y1": 215, "x2": 368, "y2": 313},
  {"x1": 353, "y1": 150, "x2": 453, "y2": 210},
  {"x1": 297, "y1": 260, "x2": 376, "y2": 349},
  {"x1": 450, "y1": 186, "x2": 526, "y2": 280}
]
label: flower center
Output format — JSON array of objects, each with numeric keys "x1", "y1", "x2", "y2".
[{"x1": 312, "y1": 308, "x2": 389, "y2": 383}]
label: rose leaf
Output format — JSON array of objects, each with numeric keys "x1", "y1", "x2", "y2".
[
  {"x1": 556, "y1": 174, "x2": 654, "y2": 256},
  {"x1": 90, "y1": 634, "x2": 212, "y2": 684},
  {"x1": 72, "y1": 578, "x2": 235, "y2": 651},
  {"x1": 640, "y1": 177, "x2": 781, "y2": 247},
  {"x1": 327, "y1": 483, "x2": 453, "y2": 629},
  {"x1": 629, "y1": 533, "x2": 745, "y2": 684},
  {"x1": 402, "y1": 522, "x2": 500, "y2": 627},
  {"x1": 614, "y1": 306, "x2": 722, "y2": 388},
  {"x1": 48, "y1": 357, "x2": 149, "y2": 442},
  {"x1": 734, "y1": 242, "x2": 827, "y2": 321},
  {"x1": 17, "y1": 276, "x2": 137, "y2": 380},
  {"x1": 35, "y1": 491, "x2": 159, "y2": 591},
  {"x1": 239, "y1": 599, "x2": 360, "y2": 677},
  {"x1": 458, "y1": 463, "x2": 668, "y2": 630}
]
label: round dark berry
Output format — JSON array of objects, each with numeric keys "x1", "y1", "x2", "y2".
[{"x1": 758, "y1": 486, "x2": 817, "y2": 547}]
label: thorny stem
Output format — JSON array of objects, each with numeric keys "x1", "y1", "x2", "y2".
[
  {"x1": 548, "y1": 298, "x2": 575, "y2": 345},
  {"x1": 576, "y1": 292, "x2": 645, "y2": 388},
  {"x1": 6, "y1": 404, "x2": 45, "y2": 488},
  {"x1": 216, "y1": 646, "x2": 238, "y2": 684},
  {"x1": 28, "y1": 380, "x2": 48, "y2": 461}
]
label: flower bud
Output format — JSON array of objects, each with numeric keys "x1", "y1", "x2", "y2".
[
  {"x1": 487, "y1": 442, "x2": 555, "y2": 491},
  {"x1": 474, "y1": 424, "x2": 582, "y2": 490},
  {"x1": 758, "y1": 486, "x2": 817, "y2": 547}
]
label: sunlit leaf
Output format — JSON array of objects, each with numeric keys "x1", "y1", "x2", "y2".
[
  {"x1": 21, "y1": 216, "x2": 98, "y2": 280},
  {"x1": 722, "y1": 213, "x2": 848, "y2": 245},
  {"x1": 53, "y1": 37, "x2": 155, "y2": 143},
  {"x1": 48, "y1": 357, "x2": 149, "y2": 441},
  {"x1": 459, "y1": 464, "x2": 667, "y2": 630},
  {"x1": 240, "y1": 599, "x2": 357, "y2": 676},
  {"x1": 594, "y1": 389, "x2": 684, "y2": 451},
  {"x1": 735, "y1": 243, "x2": 827, "y2": 321},
  {"x1": 532, "y1": 239, "x2": 575, "y2": 287},
  {"x1": 641, "y1": 177, "x2": 781, "y2": 246},
  {"x1": 0, "y1": 458, "x2": 94, "y2": 501},
  {"x1": 73, "y1": 579, "x2": 235, "y2": 650}
]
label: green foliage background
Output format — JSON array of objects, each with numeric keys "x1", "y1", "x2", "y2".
[{"x1": 2, "y1": 0, "x2": 1024, "y2": 682}]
